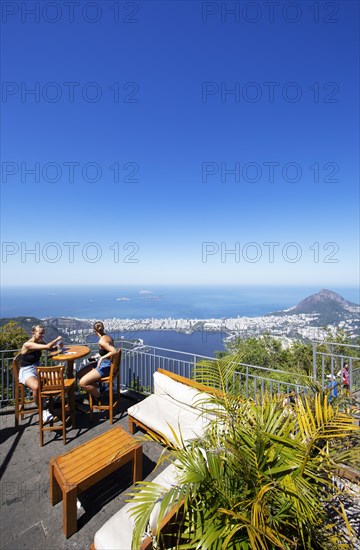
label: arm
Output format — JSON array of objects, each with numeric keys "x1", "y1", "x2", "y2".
[{"x1": 23, "y1": 336, "x2": 62, "y2": 352}]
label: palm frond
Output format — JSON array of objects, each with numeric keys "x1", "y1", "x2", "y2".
[{"x1": 129, "y1": 357, "x2": 359, "y2": 549}]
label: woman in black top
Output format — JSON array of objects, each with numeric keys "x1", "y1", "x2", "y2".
[{"x1": 19, "y1": 324, "x2": 62, "y2": 422}]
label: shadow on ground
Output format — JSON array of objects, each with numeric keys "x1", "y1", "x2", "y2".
[{"x1": 0, "y1": 395, "x2": 165, "y2": 550}]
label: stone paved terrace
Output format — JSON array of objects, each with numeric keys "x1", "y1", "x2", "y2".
[{"x1": 0, "y1": 394, "x2": 165, "y2": 550}]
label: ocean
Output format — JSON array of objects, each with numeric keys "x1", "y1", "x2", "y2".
[
  {"x1": 87, "y1": 329, "x2": 228, "y2": 358},
  {"x1": 1, "y1": 285, "x2": 358, "y2": 320},
  {"x1": 1, "y1": 285, "x2": 358, "y2": 358}
]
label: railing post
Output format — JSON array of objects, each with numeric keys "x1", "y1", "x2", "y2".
[
  {"x1": 312, "y1": 342, "x2": 317, "y2": 383},
  {"x1": 1, "y1": 351, "x2": 4, "y2": 402}
]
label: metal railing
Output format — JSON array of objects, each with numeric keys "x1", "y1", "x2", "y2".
[
  {"x1": 232, "y1": 363, "x2": 310, "y2": 400},
  {"x1": 118, "y1": 343, "x2": 312, "y2": 398},
  {"x1": 312, "y1": 341, "x2": 360, "y2": 397},
  {"x1": 1, "y1": 339, "x2": 359, "y2": 407},
  {"x1": 120, "y1": 342, "x2": 214, "y2": 394}
]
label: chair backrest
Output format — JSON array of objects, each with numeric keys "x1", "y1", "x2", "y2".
[
  {"x1": 12, "y1": 353, "x2": 21, "y2": 382},
  {"x1": 110, "y1": 349, "x2": 122, "y2": 379},
  {"x1": 37, "y1": 365, "x2": 65, "y2": 393}
]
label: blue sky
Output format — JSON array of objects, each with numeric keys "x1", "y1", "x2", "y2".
[{"x1": 1, "y1": 0, "x2": 359, "y2": 287}]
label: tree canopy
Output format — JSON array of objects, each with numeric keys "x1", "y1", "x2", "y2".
[{"x1": 0, "y1": 321, "x2": 29, "y2": 352}]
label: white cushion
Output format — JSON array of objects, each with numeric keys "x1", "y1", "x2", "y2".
[
  {"x1": 128, "y1": 394, "x2": 210, "y2": 445},
  {"x1": 94, "y1": 463, "x2": 180, "y2": 550},
  {"x1": 147, "y1": 463, "x2": 181, "y2": 531},
  {"x1": 154, "y1": 371, "x2": 212, "y2": 410},
  {"x1": 94, "y1": 502, "x2": 135, "y2": 550}
]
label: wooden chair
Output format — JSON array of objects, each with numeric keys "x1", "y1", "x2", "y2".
[
  {"x1": 13, "y1": 353, "x2": 39, "y2": 428},
  {"x1": 37, "y1": 365, "x2": 76, "y2": 447},
  {"x1": 89, "y1": 349, "x2": 121, "y2": 425}
]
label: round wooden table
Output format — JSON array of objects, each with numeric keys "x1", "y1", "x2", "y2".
[{"x1": 51, "y1": 345, "x2": 90, "y2": 378}]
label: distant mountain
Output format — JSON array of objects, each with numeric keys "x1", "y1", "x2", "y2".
[
  {"x1": 287, "y1": 289, "x2": 359, "y2": 314},
  {"x1": 270, "y1": 289, "x2": 360, "y2": 326},
  {"x1": 0, "y1": 316, "x2": 91, "y2": 342},
  {"x1": 0, "y1": 316, "x2": 43, "y2": 333}
]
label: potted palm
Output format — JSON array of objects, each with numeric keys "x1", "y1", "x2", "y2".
[{"x1": 128, "y1": 354, "x2": 360, "y2": 549}]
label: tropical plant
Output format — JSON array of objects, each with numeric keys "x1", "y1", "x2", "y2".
[
  {"x1": 0, "y1": 321, "x2": 29, "y2": 354},
  {"x1": 197, "y1": 349, "x2": 311, "y2": 400},
  {"x1": 128, "y1": 356, "x2": 360, "y2": 549},
  {"x1": 217, "y1": 331, "x2": 359, "y2": 381},
  {"x1": 218, "y1": 334, "x2": 290, "y2": 370}
]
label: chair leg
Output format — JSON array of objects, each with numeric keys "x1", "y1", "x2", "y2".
[
  {"x1": 20, "y1": 384, "x2": 25, "y2": 422},
  {"x1": 116, "y1": 371, "x2": 120, "y2": 413},
  {"x1": 15, "y1": 382, "x2": 20, "y2": 428},
  {"x1": 89, "y1": 394, "x2": 93, "y2": 424},
  {"x1": 15, "y1": 381, "x2": 38, "y2": 429},
  {"x1": 61, "y1": 393, "x2": 66, "y2": 445},
  {"x1": 48, "y1": 396, "x2": 54, "y2": 417},
  {"x1": 38, "y1": 399, "x2": 44, "y2": 447},
  {"x1": 109, "y1": 385, "x2": 113, "y2": 424},
  {"x1": 70, "y1": 386, "x2": 75, "y2": 429}
]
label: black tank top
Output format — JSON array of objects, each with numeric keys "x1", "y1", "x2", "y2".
[
  {"x1": 20, "y1": 349, "x2": 42, "y2": 367},
  {"x1": 99, "y1": 347, "x2": 108, "y2": 356}
]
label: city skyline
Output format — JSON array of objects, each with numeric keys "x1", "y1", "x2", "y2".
[{"x1": 1, "y1": 1, "x2": 359, "y2": 287}]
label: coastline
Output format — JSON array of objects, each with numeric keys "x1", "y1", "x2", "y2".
[{"x1": 62, "y1": 309, "x2": 359, "y2": 342}]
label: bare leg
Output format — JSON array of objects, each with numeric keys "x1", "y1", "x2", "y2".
[
  {"x1": 79, "y1": 368, "x2": 102, "y2": 398},
  {"x1": 25, "y1": 375, "x2": 50, "y2": 416},
  {"x1": 25, "y1": 375, "x2": 39, "y2": 406},
  {"x1": 76, "y1": 362, "x2": 96, "y2": 380}
]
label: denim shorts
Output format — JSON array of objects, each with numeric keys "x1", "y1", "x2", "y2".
[
  {"x1": 95, "y1": 358, "x2": 111, "y2": 377},
  {"x1": 19, "y1": 364, "x2": 40, "y2": 384}
]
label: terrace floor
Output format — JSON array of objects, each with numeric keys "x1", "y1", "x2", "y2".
[{"x1": 0, "y1": 393, "x2": 165, "y2": 550}]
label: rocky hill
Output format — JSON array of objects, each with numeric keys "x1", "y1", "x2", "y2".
[{"x1": 270, "y1": 289, "x2": 360, "y2": 326}]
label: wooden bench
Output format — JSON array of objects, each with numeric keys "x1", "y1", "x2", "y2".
[
  {"x1": 128, "y1": 368, "x2": 220, "y2": 443},
  {"x1": 50, "y1": 427, "x2": 142, "y2": 538}
]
